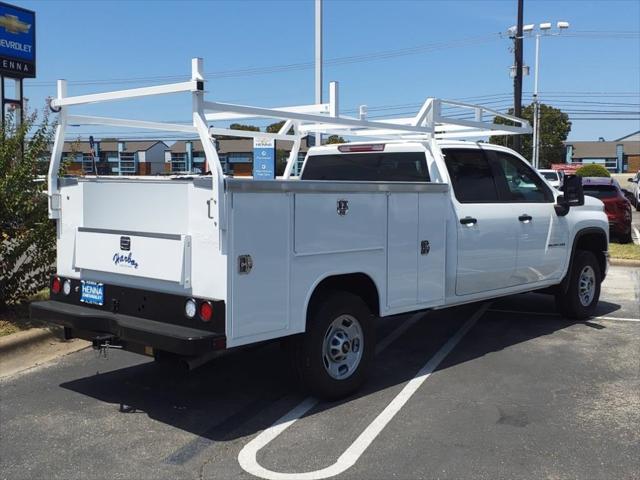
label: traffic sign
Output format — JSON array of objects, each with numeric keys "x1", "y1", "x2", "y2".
[{"x1": 253, "y1": 137, "x2": 275, "y2": 180}]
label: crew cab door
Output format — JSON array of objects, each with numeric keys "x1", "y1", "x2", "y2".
[
  {"x1": 442, "y1": 147, "x2": 518, "y2": 295},
  {"x1": 487, "y1": 149, "x2": 569, "y2": 282}
]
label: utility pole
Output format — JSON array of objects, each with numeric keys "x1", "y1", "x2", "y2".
[
  {"x1": 315, "y1": 0, "x2": 323, "y2": 146},
  {"x1": 513, "y1": 0, "x2": 524, "y2": 153}
]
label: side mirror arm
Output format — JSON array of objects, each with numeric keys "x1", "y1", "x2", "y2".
[{"x1": 555, "y1": 195, "x2": 570, "y2": 217}]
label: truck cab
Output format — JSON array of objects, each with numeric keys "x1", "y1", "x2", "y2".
[{"x1": 301, "y1": 140, "x2": 608, "y2": 302}]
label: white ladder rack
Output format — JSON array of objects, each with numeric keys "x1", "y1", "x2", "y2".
[{"x1": 47, "y1": 57, "x2": 531, "y2": 229}]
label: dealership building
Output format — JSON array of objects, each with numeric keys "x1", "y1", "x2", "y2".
[
  {"x1": 60, "y1": 140, "x2": 169, "y2": 175},
  {"x1": 53, "y1": 136, "x2": 312, "y2": 177},
  {"x1": 565, "y1": 131, "x2": 640, "y2": 173},
  {"x1": 166, "y1": 137, "x2": 311, "y2": 176}
]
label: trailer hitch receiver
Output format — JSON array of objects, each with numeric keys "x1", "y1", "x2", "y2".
[{"x1": 92, "y1": 334, "x2": 122, "y2": 358}]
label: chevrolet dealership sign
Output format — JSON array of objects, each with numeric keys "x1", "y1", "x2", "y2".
[{"x1": 0, "y1": 2, "x2": 36, "y2": 78}]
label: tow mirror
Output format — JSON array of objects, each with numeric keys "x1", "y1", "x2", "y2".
[
  {"x1": 555, "y1": 175, "x2": 584, "y2": 216},
  {"x1": 562, "y1": 175, "x2": 584, "y2": 206}
]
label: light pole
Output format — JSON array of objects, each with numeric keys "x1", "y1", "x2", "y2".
[
  {"x1": 315, "y1": 0, "x2": 323, "y2": 146},
  {"x1": 530, "y1": 21, "x2": 570, "y2": 169}
]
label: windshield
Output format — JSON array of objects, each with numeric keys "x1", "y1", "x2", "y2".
[
  {"x1": 583, "y1": 185, "x2": 618, "y2": 199},
  {"x1": 541, "y1": 172, "x2": 559, "y2": 181}
]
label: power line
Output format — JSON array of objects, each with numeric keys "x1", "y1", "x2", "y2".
[
  {"x1": 28, "y1": 33, "x2": 502, "y2": 88},
  {"x1": 25, "y1": 29, "x2": 638, "y2": 89}
]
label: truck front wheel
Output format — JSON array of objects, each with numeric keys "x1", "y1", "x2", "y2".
[
  {"x1": 555, "y1": 250, "x2": 601, "y2": 319},
  {"x1": 295, "y1": 291, "x2": 375, "y2": 400}
]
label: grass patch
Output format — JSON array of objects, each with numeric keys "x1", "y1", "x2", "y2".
[
  {"x1": 0, "y1": 290, "x2": 49, "y2": 337},
  {"x1": 609, "y1": 242, "x2": 640, "y2": 261}
]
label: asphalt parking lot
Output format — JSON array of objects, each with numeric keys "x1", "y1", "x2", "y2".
[{"x1": 1, "y1": 266, "x2": 638, "y2": 480}]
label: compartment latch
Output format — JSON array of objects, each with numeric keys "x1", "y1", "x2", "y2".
[{"x1": 238, "y1": 255, "x2": 253, "y2": 274}]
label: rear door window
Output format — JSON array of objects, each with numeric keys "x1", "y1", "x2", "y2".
[
  {"x1": 442, "y1": 148, "x2": 499, "y2": 203},
  {"x1": 301, "y1": 152, "x2": 429, "y2": 182}
]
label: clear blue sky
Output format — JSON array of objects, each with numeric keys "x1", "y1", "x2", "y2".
[{"x1": 15, "y1": 0, "x2": 640, "y2": 142}]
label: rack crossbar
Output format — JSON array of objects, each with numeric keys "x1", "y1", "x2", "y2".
[
  {"x1": 50, "y1": 80, "x2": 200, "y2": 108},
  {"x1": 68, "y1": 115, "x2": 197, "y2": 134},
  {"x1": 205, "y1": 103, "x2": 330, "y2": 122}
]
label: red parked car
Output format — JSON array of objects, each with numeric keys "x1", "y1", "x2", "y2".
[{"x1": 582, "y1": 176, "x2": 633, "y2": 243}]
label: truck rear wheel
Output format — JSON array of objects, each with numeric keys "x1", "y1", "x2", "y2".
[
  {"x1": 295, "y1": 291, "x2": 375, "y2": 400},
  {"x1": 555, "y1": 250, "x2": 601, "y2": 319}
]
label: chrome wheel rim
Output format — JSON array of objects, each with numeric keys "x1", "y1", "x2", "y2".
[
  {"x1": 322, "y1": 314, "x2": 363, "y2": 380},
  {"x1": 578, "y1": 265, "x2": 596, "y2": 307}
]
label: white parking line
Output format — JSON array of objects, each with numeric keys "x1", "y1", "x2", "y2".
[
  {"x1": 591, "y1": 315, "x2": 640, "y2": 322},
  {"x1": 238, "y1": 303, "x2": 490, "y2": 480},
  {"x1": 489, "y1": 309, "x2": 640, "y2": 322},
  {"x1": 633, "y1": 226, "x2": 640, "y2": 246}
]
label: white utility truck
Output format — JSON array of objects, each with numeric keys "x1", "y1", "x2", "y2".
[{"x1": 32, "y1": 59, "x2": 609, "y2": 399}]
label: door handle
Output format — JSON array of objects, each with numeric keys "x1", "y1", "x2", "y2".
[
  {"x1": 460, "y1": 216, "x2": 477, "y2": 226},
  {"x1": 518, "y1": 214, "x2": 533, "y2": 223}
]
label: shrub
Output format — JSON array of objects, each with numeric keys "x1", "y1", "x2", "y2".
[
  {"x1": 575, "y1": 164, "x2": 611, "y2": 178},
  {"x1": 0, "y1": 110, "x2": 57, "y2": 309}
]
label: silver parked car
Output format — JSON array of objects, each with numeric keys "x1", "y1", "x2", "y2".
[{"x1": 538, "y1": 169, "x2": 564, "y2": 189}]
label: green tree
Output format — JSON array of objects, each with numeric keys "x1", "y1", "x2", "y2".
[
  {"x1": 216, "y1": 123, "x2": 262, "y2": 140},
  {"x1": 229, "y1": 123, "x2": 260, "y2": 132},
  {"x1": 1, "y1": 111, "x2": 58, "y2": 308},
  {"x1": 575, "y1": 164, "x2": 610, "y2": 177},
  {"x1": 266, "y1": 121, "x2": 285, "y2": 133},
  {"x1": 325, "y1": 135, "x2": 346, "y2": 144},
  {"x1": 490, "y1": 103, "x2": 571, "y2": 168}
]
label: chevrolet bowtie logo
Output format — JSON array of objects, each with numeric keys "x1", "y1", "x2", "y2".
[{"x1": 0, "y1": 14, "x2": 31, "y2": 35}]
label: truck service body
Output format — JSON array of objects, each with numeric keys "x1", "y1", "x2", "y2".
[{"x1": 32, "y1": 58, "x2": 609, "y2": 398}]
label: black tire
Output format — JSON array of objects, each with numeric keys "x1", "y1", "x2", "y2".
[
  {"x1": 619, "y1": 230, "x2": 633, "y2": 244},
  {"x1": 294, "y1": 291, "x2": 375, "y2": 400},
  {"x1": 555, "y1": 250, "x2": 601, "y2": 320}
]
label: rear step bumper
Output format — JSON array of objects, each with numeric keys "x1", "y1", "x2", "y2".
[{"x1": 30, "y1": 300, "x2": 225, "y2": 356}]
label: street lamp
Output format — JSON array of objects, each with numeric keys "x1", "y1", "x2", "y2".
[{"x1": 530, "y1": 21, "x2": 570, "y2": 169}]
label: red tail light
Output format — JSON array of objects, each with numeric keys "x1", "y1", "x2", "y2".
[
  {"x1": 199, "y1": 301, "x2": 213, "y2": 322},
  {"x1": 51, "y1": 277, "x2": 61, "y2": 294}
]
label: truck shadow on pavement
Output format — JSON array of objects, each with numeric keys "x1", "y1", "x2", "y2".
[{"x1": 59, "y1": 293, "x2": 622, "y2": 459}]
